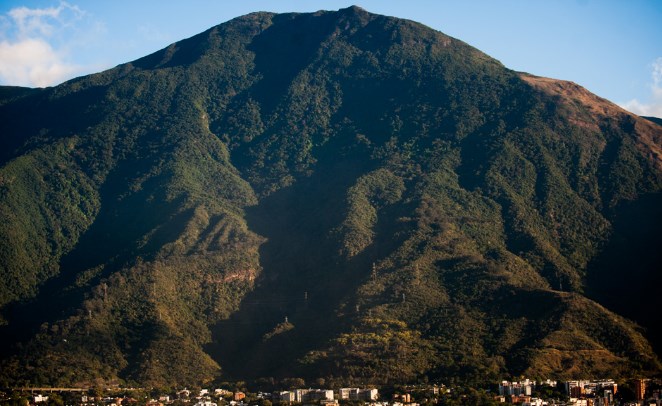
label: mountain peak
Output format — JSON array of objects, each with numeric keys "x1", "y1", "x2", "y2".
[{"x1": 340, "y1": 5, "x2": 368, "y2": 14}]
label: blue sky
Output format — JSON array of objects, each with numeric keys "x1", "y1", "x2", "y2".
[{"x1": 1, "y1": 0, "x2": 661, "y2": 117}]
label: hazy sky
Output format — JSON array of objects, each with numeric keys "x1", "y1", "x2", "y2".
[{"x1": 1, "y1": 0, "x2": 661, "y2": 117}]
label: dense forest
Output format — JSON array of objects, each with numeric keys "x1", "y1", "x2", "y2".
[{"x1": 0, "y1": 6, "x2": 661, "y2": 388}]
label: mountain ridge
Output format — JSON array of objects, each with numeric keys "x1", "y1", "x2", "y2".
[{"x1": 0, "y1": 6, "x2": 661, "y2": 388}]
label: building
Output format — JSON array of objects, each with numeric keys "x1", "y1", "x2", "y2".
[
  {"x1": 291, "y1": 389, "x2": 335, "y2": 402},
  {"x1": 338, "y1": 388, "x2": 355, "y2": 400},
  {"x1": 193, "y1": 401, "x2": 217, "y2": 406},
  {"x1": 33, "y1": 395, "x2": 49, "y2": 403},
  {"x1": 566, "y1": 381, "x2": 590, "y2": 396},
  {"x1": 499, "y1": 381, "x2": 532, "y2": 397},
  {"x1": 234, "y1": 392, "x2": 246, "y2": 401},
  {"x1": 510, "y1": 395, "x2": 532, "y2": 404},
  {"x1": 570, "y1": 386, "x2": 585, "y2": 398},
  {"x1": 274, "y1": 391, "x2": 296, "y2": 403},
  {"x1": 362, "y1": 389, "x2": 378, "y2": 401},
  {"x1": 600, "y1": 390, "x2": 614, "y2": 406},
  {"x1": 338, "y1": 388, "x2": 378, "y2": 401},
  {"x1": 313, "y1": 390, "x2": 334, "y2": 401},
  {"x1": 634, "y1": 379, "x2": 646, "y2": 401}
]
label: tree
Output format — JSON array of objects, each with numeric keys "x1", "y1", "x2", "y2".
[{"x1": 46, "y1": 393, "x2": 64, "y2": 406}]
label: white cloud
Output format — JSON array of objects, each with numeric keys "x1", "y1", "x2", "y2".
[
  {"x1": 0, "y1": 38, "x2": 81, "y2": 87},
  {"x1": 620, "y1": 57, "x2": 662, "y2": 118},
  {"x1": 0, "y1": 1, "x2": 90, "y2": 87},
  {"x1": 621, "y1": 99, "x2": 662, "y2": 118},
  {"x1": 9, "y1": 2, "x2": 84, "y2": 39}
]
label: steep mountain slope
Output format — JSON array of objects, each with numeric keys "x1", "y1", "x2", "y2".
[{"x1": 0, "y1": 6, "x2": 660, "y2": 387}]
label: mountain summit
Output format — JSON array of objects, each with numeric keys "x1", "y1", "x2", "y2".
[{"x1": 1, "y1": 7, "x2": 661, "y2": 387}]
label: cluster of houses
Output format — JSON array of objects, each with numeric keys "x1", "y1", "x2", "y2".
[
  {"x1": 498, "y1": 379, "x2": 558, "y2": 397},
  {"x1": 273, "y1": 388, "x2": 378, "y2": 404},
  {"x1": 10, "y1": 378, "x2": 662, "y2": 406},
  {"x1": 172, "y1": 388, "x2": 379, "y2": 406},
  {"x1": 497, "y1": 379, "x2": 547, "y2": 405},
  {"x1": 564, "y1": 379, "x2": 619, "y2": 405},
  {"x1": 14, "y1": 387, "x2": 382, "y2": 406},
  {"x1": 496, "y1": 378, "x2": 656, "y2": 406}
]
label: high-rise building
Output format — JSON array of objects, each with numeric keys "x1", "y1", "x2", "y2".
[
  {"x1": 634, "y1": 379, "x2": 646, "y2": 401},
  {"x1": 570, "y1": 386, "x2": 585, "y2": 398}
]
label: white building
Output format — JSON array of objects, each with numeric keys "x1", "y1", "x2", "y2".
[
  {"x1": 275, "y1": 391, "x2": 295, "y2": 403},
  {"x1": 194, "y1": 401, "x2": 217, "y2": 406},
  {"x1": 363, "y1": 389, "x2": 378, "y2": 401},
  {"x1": 293, "y1": 389, "x2": 334, "y2": 402},
  {"x1": 522, "y1": 398, "x2": 546, "y2": 406},
  {"x1": 343, "y1": 388, "x2": 378, "y2": 401},
  {"x1": 315, "y1": 390, "x2": 335, "y2": 401},
  {"x1": 338, "y1": 388, "x2": 356, "y2": 400},
  {"x1": 499, "y1": 381, "x2": 532, "y2": 396}
]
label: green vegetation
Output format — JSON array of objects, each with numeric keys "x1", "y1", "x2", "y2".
[{"x1": 0, "y1": 5, "x2": 661, "y2": 388}]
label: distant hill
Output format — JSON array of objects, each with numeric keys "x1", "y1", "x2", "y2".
[
  {"x1": 0, "y1": 6, "x2": 661, "y2": 388},
  {"x1": 643, "y1": 115, "x2": 662, "y2": 126}
]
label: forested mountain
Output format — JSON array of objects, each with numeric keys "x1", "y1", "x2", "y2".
[{"x1": 1, "y1": 6, "x2": 661, "y2": 388}]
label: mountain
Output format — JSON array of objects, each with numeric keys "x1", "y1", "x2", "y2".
[{"x1": 1, "y1": 6, "x2": 661, "y2": 388}]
